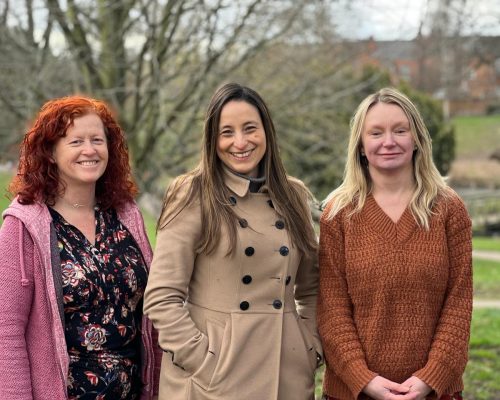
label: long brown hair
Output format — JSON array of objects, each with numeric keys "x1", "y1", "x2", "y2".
[
  {"x1": 159, "y1": 82, "x2": 317, "y2": 257},
  {"x1": 9, "y1": 95, "x2": 137, "y2": 209}
]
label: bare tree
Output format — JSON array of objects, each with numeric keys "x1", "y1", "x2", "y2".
[
  {"x1": 22, "y1": 0, "x2": 324, "y2": 191},
  {"x1": 0, "y1": 0, "x2": 401, "y2": 199},
  {"x1": 0, "y1": 0, "x2": 74, "y2": 157},
  {"x1": 2, "y1": 0, "x2": 459, "y2": 199}
]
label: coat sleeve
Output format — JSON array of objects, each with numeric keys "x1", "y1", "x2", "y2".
[
  {"x1": 0, "y1": 216, "x2": 35, "y2": 400},
  {"x1": 413, "y1": 195, "x2": 473, "y2": 397},
  {"x1": 142, "y1": 200, "x2": 208, "y2": 375},
  {"x1": 317, "y1": 207, "x2": 377, "y2": 398},
  {"x1": 294, "y1": 204, "x2": 322, "y2": 363}
]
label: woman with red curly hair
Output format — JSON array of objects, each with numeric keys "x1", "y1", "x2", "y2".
[{"x1": 0, "y1": 95, "x2": 160, "y2": 399}]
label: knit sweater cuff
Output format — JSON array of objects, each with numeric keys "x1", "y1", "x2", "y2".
[
  {"x1": 413, "y1": 360, "x2": 453, "y2": 398},
  {"x1": 342, "y1": 359, "x2": 378, "y2": 398}
]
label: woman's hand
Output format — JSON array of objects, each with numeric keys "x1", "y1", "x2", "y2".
[
  {"x1": 363, "y1": 376, "x2": 419, "y2": 400},
  {"x1": 401, "y1": 376, "x2": 432, "y2": 400}
]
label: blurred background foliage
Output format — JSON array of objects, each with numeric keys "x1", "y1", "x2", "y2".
[{"x1": 0, "y1": 0, "x2": 458, "y2": 202}]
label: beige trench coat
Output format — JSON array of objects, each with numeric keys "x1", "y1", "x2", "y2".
[{"x1": 143, "y1": 170, "x2": 322, "y2": 400}]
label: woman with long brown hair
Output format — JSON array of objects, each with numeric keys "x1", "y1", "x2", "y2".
[
  {"x1": 0, "y1": 95, "x2": 160, "y2": 399},
  {"x1": 144, "y1": 82, "x2": 322, "y2": 399}
]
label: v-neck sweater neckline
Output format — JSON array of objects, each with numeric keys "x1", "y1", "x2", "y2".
[{"x1": 362, "y1": 194, "x2": 417, "y2": 243}]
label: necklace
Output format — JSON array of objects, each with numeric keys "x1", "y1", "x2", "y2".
[{"x1": 60, "y1": 197, "x2": 93, "y2": 209}]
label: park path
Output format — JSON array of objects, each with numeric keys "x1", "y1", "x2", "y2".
[
  {"x1": 473, "y1": 250, "x2": 500, "y2": 262},
  {"x1": 474, "y1": 299, "x2": 500, "y2": 308},
  {"x1": 473, "y1": 249, "x2": 500, "y2": 308}
]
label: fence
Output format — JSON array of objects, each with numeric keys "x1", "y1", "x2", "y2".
[{"x1": 458, "y1": 188, "x2": 500, "y2": 235}]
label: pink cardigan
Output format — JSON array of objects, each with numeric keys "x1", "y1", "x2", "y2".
[{"x1": 0, "y1": 199, "x2": 160, "y2": 400}]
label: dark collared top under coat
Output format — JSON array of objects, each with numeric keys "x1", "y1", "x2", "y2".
[{"x1": 143, "y1": 169, "x2": 322, "y2": 400}]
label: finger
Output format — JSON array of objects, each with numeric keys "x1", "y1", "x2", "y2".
[
  {"x1": 387, "y1": 391, "x2": 419, "y2": 400},
  {"x1": 385, "y1": 381, "x2": 411, "y2": 394}
]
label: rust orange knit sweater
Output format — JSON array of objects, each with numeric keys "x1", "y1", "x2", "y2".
[{"x1": 318, "y1": 192, "x2": 472, "y2": 400}]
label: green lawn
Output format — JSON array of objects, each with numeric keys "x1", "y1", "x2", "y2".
[
  {"x1": 452, "y1": 115, "x2": 500, "y2": 159},
  {"x1": 0, "y1": 171, "x2": 12, "y2": 221},
  {"x1": 464, "y1": 308, "x2": 500, "y2": 400},
  {"x1": 473, "y1": 236, "x2": 500, "y2": 252},
  {"x1": 143, "y1": 211, "x2": 157, "y2": 248},
  {"x1": 474, "y1": 259, "x2": 500, "y2": 299}
]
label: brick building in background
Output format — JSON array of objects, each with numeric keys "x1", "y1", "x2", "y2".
[{"x1": 351, "y1": 36, "x2": 500, "y2": 117}]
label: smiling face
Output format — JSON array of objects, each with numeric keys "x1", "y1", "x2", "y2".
[
  {"x1": 361, "y1": 102, "x2": 415, "y2": 176},
  {"x1": 216, "y1": 100, "x2": 267, "y2": 178},
  {"x1": 52, "y1": 113, "x2": 108, "y2": 190}
]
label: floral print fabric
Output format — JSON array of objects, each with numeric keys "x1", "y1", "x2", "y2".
[{"x1": 49, "y1": 206, "x2": 148, "y2": 399}]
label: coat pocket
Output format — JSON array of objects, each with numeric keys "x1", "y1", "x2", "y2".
[
  {"x1": 296, "y1": 316, "x2": 318, "y2": 371},
  {"x1": 191, "y1": 317, "x2": 226, "y2": 391}
]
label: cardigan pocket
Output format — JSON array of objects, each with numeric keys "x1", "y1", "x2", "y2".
[{"x1": 191, "y1": 317, "x2": 226, "y2": 391}]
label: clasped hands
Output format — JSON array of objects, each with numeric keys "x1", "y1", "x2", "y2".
[{"x1": 363, "y1": 376, "x2": 432, "y2": 400}]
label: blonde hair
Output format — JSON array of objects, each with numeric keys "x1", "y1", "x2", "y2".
[{"x1": 323, "y1": 87, "x2": 450, "y2": 229}]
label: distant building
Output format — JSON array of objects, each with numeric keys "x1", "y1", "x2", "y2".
[{"x1": 350, "y1": 36, "x2": 500, "y2": 116}]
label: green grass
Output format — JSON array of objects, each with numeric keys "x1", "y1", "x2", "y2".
[
  {"x1": 143, "y1": 211, "x2": 157, "y2": 248},
  {"x1": 452, "y1": 115, "x2": 500, "y2": 159},
  {"x1": 315, "y1": 366, "x2": 325, "y2": 399},
  {"x1": 463, "y1": 308, "x2": 500, "y2": 400},
  {"x1": 474, "y1": 258, "x2": 500, "y2": 299},
  {"x1": 473, "y1": 236, "x2": 500, "y2": 252},
  {"x1": 469, "y1": 309, "x2": 500, "y2": 347},
  {"x1": 0, "y1": 171, "x2": 12, "y2": 219}
]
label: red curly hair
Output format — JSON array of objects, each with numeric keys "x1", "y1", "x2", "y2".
[{"x1": 9, "y1": 95, "x2": 138, "y2": 209}]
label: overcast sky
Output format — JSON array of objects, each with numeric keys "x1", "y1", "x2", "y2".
[
  {"x1": 333, "y1": 0, "x2": 500, "y2": 40},
  {"x1": 8, "y1": 0, "x2": 500, "y2": 44}
]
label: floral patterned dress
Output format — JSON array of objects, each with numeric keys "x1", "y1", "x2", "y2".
[{"x1": 49, "y1": 206, "x2": 149, "y2": 400}]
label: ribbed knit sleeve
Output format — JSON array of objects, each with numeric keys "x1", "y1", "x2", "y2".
[
  {"x1": 413, "y1": 195, "x2": 473, "y2": 397},
  {"x1": 317, "y1": 206, "x2": 377, "y2": 398},
  {"x1": 0, "y1": 216, "x2": 36, "y2": 400}
]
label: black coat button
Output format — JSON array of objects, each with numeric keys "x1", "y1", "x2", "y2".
[
  {"x1": 229, "y1": 196, "x2": 237, "y2": 205},
  {"x1": 279, "y1": 246, "x2": 289, "y2": 256},
  {"x1": 285, "y1": 275, "x2": 291, "y2": 285},
  {"x1": 242, "y1": 275, "x2": 252, "y2": 284},
  {"x1": 240, "y1": 301, "x2": 250, "y2": 311},
  {"x1": 267, "y1": 199, "x2": 274, "y2": 208},
  {"x1": 239, "y1": 219, "x2": 248, "y2": 228},
  {"x1": 275, "y1": 220, "x2": 285, "y2": 230},
  {"x1": 245, "y1": 247, "x2": 255, "y2": 256},
  {"x1": 272, "y1": 299, "x2": 282, "y2": 309}
]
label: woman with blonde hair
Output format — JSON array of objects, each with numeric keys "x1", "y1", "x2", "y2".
[
  {"x1": 318, "y1": 87, "x2": 472, "y2": 400},
  {"x1": 144, "y1": 82, "x2": 322, "y2": 399}
]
